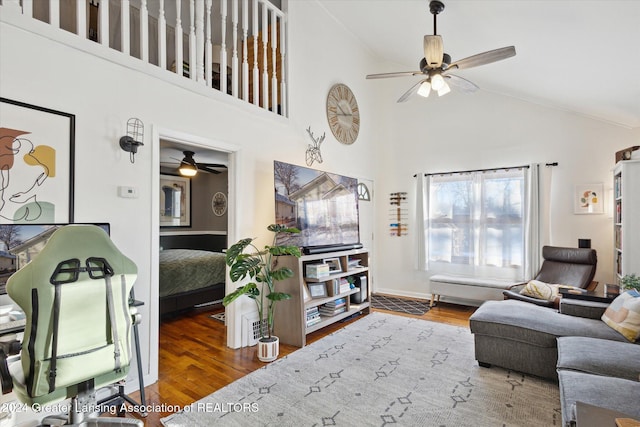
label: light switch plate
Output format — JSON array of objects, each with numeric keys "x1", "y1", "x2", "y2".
[{"x1": 118, "y1": 186, "x2": 138, "y2": 198}]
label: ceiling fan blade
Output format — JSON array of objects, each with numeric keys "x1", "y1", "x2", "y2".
[
  {"x1": 366, "y1": 71, "x2": 422, "y2": 79},
  {"x1": 397, "y1": 79, "x2": 427, "y2": 103},
  {"x1": 198, "y1": 165, "x2": 221, "y2": 174},
  {"x1": 200, "y1": 163, "x2": 227, "y2": 168},
  {"x1": 198, "y1": 163, "x2": 226, "y2": 174},
  {"x1": 170, "y1": 156, "x2": 189, "y2": 165},
  {"x1": 448, "y1": 46, "x2": 516, "y2": 71},
  {"x1": 445, "y1": 74, "x2": 479, "y2": 94},
  {"x1": 424, "y1": 35, "x2": 443, "y2": 68}
]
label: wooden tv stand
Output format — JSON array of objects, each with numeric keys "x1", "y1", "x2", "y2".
[{"x1": 273, "y1": 248, "x2": 370, "y2": 347}]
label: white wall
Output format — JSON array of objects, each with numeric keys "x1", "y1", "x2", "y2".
[
  {"x1": 0, "y1": 0, "x2": 378, "y2": 391},
  {"x1": 369, "y1": 78, "x2": 638, "y2": 299}
]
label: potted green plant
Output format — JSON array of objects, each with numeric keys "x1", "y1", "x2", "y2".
[
  {"x1": 222, "y1": 224, "x2": 301, "y2": 362},
  {"x1": 620, "y1": 274, "x2": 640, "y2": 292}
]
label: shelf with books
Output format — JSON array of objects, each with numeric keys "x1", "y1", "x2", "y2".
[
  {"x1": 612, "y1": 160, "x2": 640, "y2": 284},
  {"x1": 304, "y1": 266, "x2": 368, "y2": 283},
  {"x1": 306, "y1": 306, "x2": 364, "y2": 334},
  {"x1": 304, "y1": 288, "x2": 359, "y2": 310},
  {"x1": 273, "y1": 248, "x2": 371, "y2": 347}
]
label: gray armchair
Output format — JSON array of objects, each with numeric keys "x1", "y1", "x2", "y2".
[{"x1": 503, "y1": 246, "x2": 598, "y2": 308}]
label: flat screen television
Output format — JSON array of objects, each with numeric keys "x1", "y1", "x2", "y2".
[
  {"x1": 0, "y1": 223, "x2": 110, "y2": 294},
  {"x1": 273, "y1": 161, "x2": 360, "y2": 253}
]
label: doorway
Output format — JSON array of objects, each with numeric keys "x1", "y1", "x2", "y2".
[{"x1": 149, "y1": 127, "x2": 241, "y2": 386}]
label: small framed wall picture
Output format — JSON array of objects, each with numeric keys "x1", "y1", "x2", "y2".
[
  {"x1": 308, "y1": 282, "x2": 328, "y2": 299},
  {"x1": 323, "y1": 257, "x2": 342, "y2": 273},
  {"x1": 574, "y1": 183, "x2": 604, "y2": 214}
]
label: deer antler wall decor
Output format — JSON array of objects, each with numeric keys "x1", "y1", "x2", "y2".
[{"x1": 305, "y1": 126, "x2": 325, "y2": 166}]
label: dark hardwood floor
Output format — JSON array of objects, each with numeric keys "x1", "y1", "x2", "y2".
[{"x1": 125, "y1": 298, "x2": 477, "y2": 426}]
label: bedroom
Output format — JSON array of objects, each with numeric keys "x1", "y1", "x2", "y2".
[{"x1": 158, "y1": 141, "x2": 229, "y2": 318}]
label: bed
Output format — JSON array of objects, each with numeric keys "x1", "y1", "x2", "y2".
[{"x1": 159, "y1": 233, "x2": 227, "y2": 316}]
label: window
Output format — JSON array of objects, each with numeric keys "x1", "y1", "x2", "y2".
[{"x1": 424, "y1": 168, "x2": 526, "y2": 280}]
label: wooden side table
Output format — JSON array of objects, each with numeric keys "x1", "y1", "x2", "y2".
[
  {"x1": 576, "y1": 401, "x2": 638, "y2": 426},
  {"x1": 559, "y1": 287, "x2": 617, "y2": 304}
]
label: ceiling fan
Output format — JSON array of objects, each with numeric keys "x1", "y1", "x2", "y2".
[
  {"x1": 366, "y1": 0, "x2": 516, "y2": 102},
  {"x1": 173, "y1": 151, "x2": 227, "y2": 176}
]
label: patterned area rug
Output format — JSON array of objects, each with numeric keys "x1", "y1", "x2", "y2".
[
  {"x1": 161, "y1": 312, "x2": 560, "y2": 426},
  {"x1": 371, "y1": 293, "x2": 431, "y2": 315}
]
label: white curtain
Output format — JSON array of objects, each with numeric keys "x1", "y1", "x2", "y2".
[
  {"x1": 524, "y1": 163, "x2": 553, "y2": 279},
  {"x1": 524, "y1": 164, "x2": 541, "y2": 279},
  {"x1": 415, "y1": 174, "x2": 427, "y2": 270}
]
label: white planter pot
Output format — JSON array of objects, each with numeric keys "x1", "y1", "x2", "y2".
[{"x1": 257, "y1": 336, "x2": 279, "y2": 362}]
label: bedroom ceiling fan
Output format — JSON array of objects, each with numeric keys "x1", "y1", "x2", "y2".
[
  {"x1": 174, "y1": 151, "x2": 227, "y2": 176},
  {"x1": 366, "y1": 0, "x2": 516, "y2": 102}
]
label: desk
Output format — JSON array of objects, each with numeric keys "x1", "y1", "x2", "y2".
[{"x1": 0, "y1": 319, "x2": 25, "y2": 336}]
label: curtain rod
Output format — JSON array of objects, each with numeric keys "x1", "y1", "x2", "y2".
[{"x1": 413, "y1": 162, "x2": 558, "y2": 178}]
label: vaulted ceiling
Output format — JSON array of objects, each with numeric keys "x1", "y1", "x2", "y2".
[{"x1": 317, "y1": 0, "x2": 640, "y2": 128}]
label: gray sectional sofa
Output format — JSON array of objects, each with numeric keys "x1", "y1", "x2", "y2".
[{"x1": 469, "y1": 298, "x2": 640, "y2": 426}]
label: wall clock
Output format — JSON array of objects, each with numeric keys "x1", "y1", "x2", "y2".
[
  {"x1": 326, "y1": 83, "x2": 360, "y2": 145},
  {"x1": 212, "y1": 192, "x2": 227, "y2": 216}
]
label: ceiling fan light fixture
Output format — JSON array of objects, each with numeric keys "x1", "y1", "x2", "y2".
[
  {"x1": 437, "y1": 82, "x2": 451, "y2": 97},
  {"x1": 178, "y1": 150, "x2": 198, "y2": 176},
  {"x1": 417, "y1": 81, "x2": 431, "y2": 97},
  {"x1": 179, "y1": 163, "x2": 198, "y2": 177},
  {"x1": 431, "y1": 73, "x2": 446, "y2": 91},
  {"x1": 366, "y1": 0, "x2": 516, "y2": 103}
]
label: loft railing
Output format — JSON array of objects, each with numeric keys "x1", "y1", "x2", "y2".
[{"x1": 2, "y1": 0, "x2": 287, "y2": 116}]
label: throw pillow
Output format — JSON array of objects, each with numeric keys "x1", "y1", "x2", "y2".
[
  {"x1": 601, "y1": 290, "x2": 640, "y2": 342},
  {"x1": 519, "y1": 280, "x2": 560, "y2": 301}
]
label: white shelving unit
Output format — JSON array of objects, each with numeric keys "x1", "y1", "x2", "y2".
[
  {"x1": 273, "y1": 248, "x2": 370, "y2": 347},
  {"x1": 613, "y1": 160, "x2": 640, "y2": 284}
]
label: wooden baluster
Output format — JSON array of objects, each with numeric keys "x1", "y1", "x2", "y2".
[
  {"x1": 189, "y1": 0, "x2": 196, "y2": 80},
  {"x1": 279, "y1": 14, "x2": 286, "y2": 116},
  {"x1": 205, "y1": 0, "x2": 212, "y2": 87},
  {"x1": 270, "y1": 9, "x2": 277, "y2": 114},
  {"x1": 241, "y1": 0, "x2": 249, "y2": 102},
  {"x1": 77, "y1": 0, "x2": 87, "y2": 38},
  {"x1": 251, "y1": 0, "x2": 259, "y2": 106},
  {"x1": 220, "y1": 0, "x2": 228, "y2": 95},
  {"x1": 99, "y1": 0, "x2": 109, "y2": 46},
  {"x1": 140, "y1": 0, "x2": 149, "y2": 62},
  {"x1": 158, "y1": 0, "x2": 167, "y2": 69},
  {"x1": 195, "y1": 0, "x2": 205, "y2": 83},
  {"x1": 122, "y1": 0, "x2": 130, "y2": 55},
  {"x1": 261, "y1": 1, "x2": 268, "y2": 110},
  {"x1": 175, "y1": 0, "x2": 183, "y2": 76}
]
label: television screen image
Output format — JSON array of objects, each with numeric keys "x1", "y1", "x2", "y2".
[
  {"x1": 274, "y1": 161, "x2": 359, "y2": 251},
  {"x1": 0, "y1": 223, "x2": 110, "y2": 294}
]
